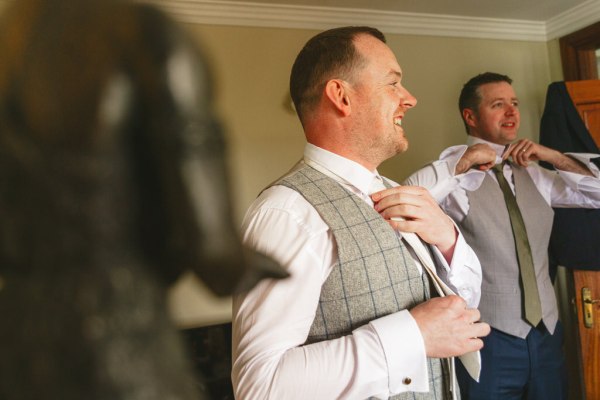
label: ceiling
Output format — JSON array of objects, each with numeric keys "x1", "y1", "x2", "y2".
[
  {"x1": 230, "y1": 0, "x2": 591, "y2": 22},
  {"x1": 135, "y1": 0, "x2": 599, "y2": 42},
  {"x1": 1, "y1": 0, "x2": 598, "y2": 41}
]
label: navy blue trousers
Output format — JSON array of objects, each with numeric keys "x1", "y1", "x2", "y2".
[{"x1": 456, "y1": 322, "x2": 567, "y2": 400}]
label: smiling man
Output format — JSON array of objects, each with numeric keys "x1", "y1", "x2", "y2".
[
  {"x1": 403, "y1": 72, "x2": 600, "y2": 399},
  {"x1": 231, "y1": 27, "x2": 489, "y2": 399}
]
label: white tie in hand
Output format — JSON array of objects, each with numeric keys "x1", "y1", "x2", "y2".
[{"x1": 369, "y1": 176, "x2": 482, "y2": 383}]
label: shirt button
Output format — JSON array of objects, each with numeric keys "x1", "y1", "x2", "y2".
[{"x1": 403, "y1": 377, "x2": 412, "y2": 385}]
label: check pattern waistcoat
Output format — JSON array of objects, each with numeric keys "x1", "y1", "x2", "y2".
[
  {"x1": 277, "y1": 164, "x2": 452, "y2": 400},
  {"x1": 460, "y1": 165, "x2": 558, "y2": 338}
]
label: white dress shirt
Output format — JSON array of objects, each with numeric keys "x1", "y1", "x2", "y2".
[
  {"x1": 232, "y1": 143, "x2": 482, "y2": 400},
  {"x1": 404, "y1": 136, "x2": 600, "y2": 224}
]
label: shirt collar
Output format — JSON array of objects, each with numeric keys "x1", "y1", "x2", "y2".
[{"x1": 304, "y1": 143, "x2": 378, "y2": 196}]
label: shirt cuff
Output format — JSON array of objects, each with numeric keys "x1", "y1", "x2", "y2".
[
  {"x1": 424, "y1": 150, "x2": 463, "y2": 202},
  {"x1": 438, "y1": 145, "x2": 468, "y2": 175},
  {"x1": 428, "y1": 218, "x2": 481, "y2": 306},
  {"x1": 553, "y1": 155, "x2": 600, "y2": 195},
  {"x1": 432, "y1": 145, "x2": 490, "y2": 197},
  {"x1": 369, "y1": 311, "x2": 428, "y2": 395},
  {"x1": 442, "y1": 232, "x2": 481, "y2": 307}
]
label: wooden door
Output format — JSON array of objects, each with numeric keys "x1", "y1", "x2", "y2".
[
  {"x1": 566, "y1": 80, "x2": 600, "y2": 146},
  {"x1": 565, "y1": 79, "x2": 600, "y2": 400}
]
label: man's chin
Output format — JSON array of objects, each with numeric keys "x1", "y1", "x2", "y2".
[
  {"x1": 390, "y1": 143, "x2": 408, "y2": 158},
  {"x1": 502, "y1": 129, "x2": 519, "y2": 141},
  {"x1": 397, "y1": 137, "x2": 409, "y2": 153}
]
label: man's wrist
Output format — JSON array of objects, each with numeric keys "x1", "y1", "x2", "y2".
[
  {"x1": 437, "y1": 223, "x2": 458, "y2": 263},
  {"x1": 546, "y1": 149, "x2": 564, "y2": 166},
  {"x1": 455, "y1": 157, "x2": 472, "y2": 175}
]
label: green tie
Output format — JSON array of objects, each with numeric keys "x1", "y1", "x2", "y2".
[{"x1": 492, "y1": 163, "x2": 543, "y2": 327}]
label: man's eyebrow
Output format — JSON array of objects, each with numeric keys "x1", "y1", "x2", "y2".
[{"x1": 387, "y1": 70, "x2": 402, "y2": 80}]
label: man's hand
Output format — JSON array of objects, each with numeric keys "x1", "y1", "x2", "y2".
[
  {"x1": 503, "y1": 139, "x2": 557, "y2": 167},
  {"x1": 455, "y1": 143, "x2": 497, "y2": 174},
  {"x1": 372, "y1": 186, "x2": 457, "y2": 260},
  {"x1": 504, "y1": 139, "x2": 593, "y2": 175},
  {"x1": 410, "y1": 295, "x2": 491, "y2": 358}
]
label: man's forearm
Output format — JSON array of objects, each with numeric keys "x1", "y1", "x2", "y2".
[{"x1": 549, "y1": 152, "x2": 594, "y2": 176}]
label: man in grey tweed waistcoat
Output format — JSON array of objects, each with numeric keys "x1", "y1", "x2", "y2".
[{"x1": 232, "y1": 26, "x2": 490, "y2": 399}]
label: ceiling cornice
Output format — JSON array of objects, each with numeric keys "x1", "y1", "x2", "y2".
[
  {"x1": 0, "y1": 0, "x2": 598, "y2": 41},
  {"x1": 142, "y1": 0, "x2": 546, "y2": 41},
  {"x1": 546, "y1": 0, "x2": 600, "y2": 40},
  {"x1": 142, "y1": 0, "x2": 600, "y2": 42}
]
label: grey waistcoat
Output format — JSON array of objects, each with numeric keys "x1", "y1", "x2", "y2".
[
  {"x1": 277, "y1": 164, "x2": 454, "y2": 400},
  {"x1": 460, "y1": 165, "x2": 558, "y2": 338}
]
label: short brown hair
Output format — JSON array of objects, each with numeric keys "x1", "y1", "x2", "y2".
[{"x1": 289, "y1": 26, "x2": 385, "y2": 123}]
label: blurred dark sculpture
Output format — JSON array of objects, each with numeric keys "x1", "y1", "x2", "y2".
[{"x1": 0, "y1": 0, "x2": 286, "y2": 398}]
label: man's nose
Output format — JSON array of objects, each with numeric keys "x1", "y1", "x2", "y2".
[
  {"x1": 506, "y1": 104, "x2": 517, "y2": 115},
  {"x1": 401, "y1": 87, "x2": 417, "y2": 109}
]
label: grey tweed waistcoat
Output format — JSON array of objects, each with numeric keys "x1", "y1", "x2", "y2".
[
  {"x1": 277, "y1": 164, "x2": 454, "y2": 400},
  {"x1": 460, "y1": 164, "x2": 557, "y2": 338}
]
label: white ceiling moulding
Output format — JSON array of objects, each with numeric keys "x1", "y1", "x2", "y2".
[
  {"x1": 143, "y1": 0, "x2": 548, "y2": 42},
  {"x1": 0, "y1": 0, "x2": 597, "y2": 42},
  {"x1": 546, "y1": 0, "x2": 600, "y2": 40}
]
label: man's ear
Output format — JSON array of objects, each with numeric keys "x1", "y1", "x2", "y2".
[
  {"x1": 324, "y1": 79, "x2": 351, "y2": 116},
  {"x1": 462, "y1": 108, "x2": 478, "y2": 129}
]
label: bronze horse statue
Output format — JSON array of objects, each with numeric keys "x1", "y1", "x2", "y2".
[{"x1": 0, "y1": 0, "x2": 286, "y2": 398}]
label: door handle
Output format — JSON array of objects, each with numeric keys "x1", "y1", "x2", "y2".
[{"x1": 582, "y1": 287, "x2": 600, "y2": 329}]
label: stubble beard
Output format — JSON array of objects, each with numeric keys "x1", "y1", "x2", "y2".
[{"x1": 377, "y1": 130, "x2": 408, "y2": 163}]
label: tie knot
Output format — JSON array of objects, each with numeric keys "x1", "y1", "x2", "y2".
[{"x1": 492, "y1": 162, "x2": 507, "y2": 176}]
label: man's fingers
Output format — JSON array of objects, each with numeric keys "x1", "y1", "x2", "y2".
[
  {"x1": 501, "y1": 143, "x2": 512, "y2": 159},
  {"x1": 507, "y1": 139, "x2": 537, "y2": 165},
  {"x1": 373, "y1": 193, "x2": 428, "y2": 215},
  {"x1": 387, "y1": 217, "x2": 420, "y2": 233},
  {"x1": 371, "y1": 185, "x2": 428, "y2": 202},
  {"x1": 472, "y1": 321, "x2": 491, "y2": 338},
  {"x1": 412, "y1": 297, "x2": 492, "y2": 358},
  {"x1": 463, "y1": 308, "x2": 481, "y2": 323},
  {"x1": 378, "y1": 202, "x2": 424, "y2": 220},
  {"x1": 466, "y1": 337, "x2": 485, "y2": 351}
]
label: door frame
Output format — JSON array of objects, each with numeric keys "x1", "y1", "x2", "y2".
[{"x1": 560, "y1": 22, "x2": 600, "y2": 81}]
